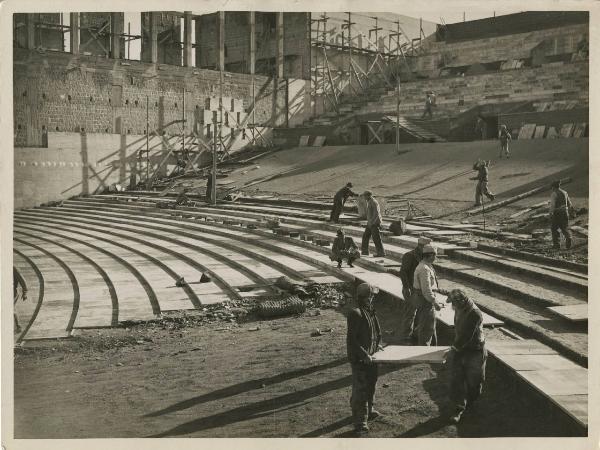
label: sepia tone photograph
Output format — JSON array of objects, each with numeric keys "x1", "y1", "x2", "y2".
[{"x1": 2, "y1": 0, "x2": 596, "y2": 445}]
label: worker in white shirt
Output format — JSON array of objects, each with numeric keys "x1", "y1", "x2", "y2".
[
  {"x1": 410, "y1": 244, "x2": 445, "y2": 346},
  {"x1": 549, "y1": 180, "x2": 573, "y2": 249}
]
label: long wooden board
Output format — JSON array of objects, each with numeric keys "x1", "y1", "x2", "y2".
[
  {"x1": 548, "y1": 304, "x2": 587, "y2": 322},
  {"x1": 372, "y1": 345, "x2": 450, "y2": 363}
]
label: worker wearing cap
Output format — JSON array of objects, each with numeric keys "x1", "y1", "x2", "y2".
[
  {"x1": 330, "y1": 228, "x2": 360, "y2": 268},
  {"x1": 549, "y1": 180, "x2": 573, "y2": 250},
  {"x1": 411, "y1": 244, "x2": 444, "y2": 346},
  {"x1": 330, "y1": 182, "x2": 358, "y2": 223},
  {"x1": 444, "y1": 289, "x2": 486, "y2": 424},
  {"x1": 346, "y1": 282, "x2": 383, "y2": 435},
  {"x1": 361, "y1": 191, "x2": 386, "y2": 257},
  {"x1": 471, "y1": 160, "x2": 495, "y2": 207},
  {"x1": 397, "y1": 236, "x2": 431, "y2": 342},
  {"x1": 498, "y1": 124, "x2": 512, "y2": 159}
]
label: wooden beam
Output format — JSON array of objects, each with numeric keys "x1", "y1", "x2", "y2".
[
  {"x1": 26, "y1": 14, "x2": 36, "y2": 50},
  {"x1": 183, "y1": 11, "x2": 193, "y2": 67},
  {"x1": 69, "y1": 13, "x2": 79, "y2": 55},
  {"x1": 149, "y1": 12, "x2": 158, "y2": 63},
  {"x1": 249, "y1": 11, "x2": 256, "y2": 141},
  {"x1": 111, "y1": 13, "x2": 121, "y2": 59},
  {"x1": 217, "y1": 11, "x2": 225, "y2": 71}
]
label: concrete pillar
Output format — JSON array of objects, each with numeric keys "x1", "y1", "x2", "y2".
[
  {"x1": 111, "y1": 12, "x2": 121, "y2": 59},
  {"x1": 183, "y1": 11, "x2": 193, "y2": 67},
  {"x1": 70, "y1": 13, "x2": 79, "y2": 55},
  {"x1": 26, "y1": 13, "x2": 36, "y2": 50},
  {"x1": 149, "y1": 12, "x2": 158, "y2": 64},
  {"x1": 276, "y1": 12, "x2": 284, "y2": 79}
]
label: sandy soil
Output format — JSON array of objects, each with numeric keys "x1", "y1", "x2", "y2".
[{"x1": 14, "y1": 291, "x2": 578, "y2": 438}]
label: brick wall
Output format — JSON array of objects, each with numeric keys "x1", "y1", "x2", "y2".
[
  {"x1": 13, "y1": 49, "x2": 296, "y2": 147},
  {"x1": 140, "y1": 12, "x2": 182, "y2": 66}
]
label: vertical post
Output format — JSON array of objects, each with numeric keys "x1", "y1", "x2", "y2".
[
  {"x1": 276, "y1": 12, "x2": 284, "y2": 79},
  {"x1": 347, "y1": 12, "x2": 352, "y2": 91},
  {"x1": 70, "y1": 13, "x2": 79, "y2": 55},
  {"x1": 212, "y1": 123, "x2": 217, "y2": 205},
  {"x1": 146, "y1": 96, "x2": 150, "y2": 187},
  {"x1": 183, "y1": 11, "x2": 193, "y2": 67},
  {"x1": 396, "y1": 75, "x2": 400, "y2": 154},
  {"x1": 149, "y1": 12, "x2": 158, "y2": 64},
  {"x1": 111, "y1": 12, "x2": 121, "y2": 59},
  {"x1": 182, "y1": 88, "x2": 186, "y2": 153},
  {"x1": 127, "y1": 22, "x2": 131, "y2": 59},
  {"x1": 249, "y1": 11, "x2": 256, "y2": 137},
  {"x1": 26, "y1": 14, "x2": 36, "y2": 50}
]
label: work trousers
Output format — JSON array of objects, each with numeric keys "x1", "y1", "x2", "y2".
[
  {"x1": 450, "y1": 347, "x2": 487, "y2": 412},
  {"x1": 330, "y1": 199, "x2": 344, "y2": 223},
  {"x1": 397, "y1": 289, "x2": 418, "y2": 341},
  {"x1": 350, "y1": 362, "x2": 378, "y2": 429},
  {"x1": 411, "y1": 290, "x2": 437, "y2": 346},
  {"x1": 499, "y1": 141, "x2": 510, "y2": 158},
  {"x1": 422, "y1": 105, "x2": 433, "y2": 119},
  {"x1": 361, "y1": 224, "x2": 385, "y2": 256},
  {"x1": 551, "y1": 210, "x2": 572, "y2": 248},
  {"x1": 475, "y1": 181, "x2": 494, "y2": 205}
]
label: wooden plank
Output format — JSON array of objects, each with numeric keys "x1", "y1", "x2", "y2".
[
  {"x1": 517, "y1": 368, "x2": 587, "y2": 395},
  {"x1": 572, "y1": 123, "x2": 587, "y2": 138},
  {"x1": 312, "y1": 136, "x2": 326, "y2": 147},
  {"x1": 517, "y1": 123, "x2": 536, "y2": 139},
  {"x1": 548, "y1": 304, "x2": 587, "y2": 322},
  {"x1": 372, "y1": 345, "x2": 450, "y2": 363},
  {"x1": 299, "y1": 135, "x2": 310, "y2": 146},
  {"x1": 494, "y1": 353, "x2": 581, "y2": 371},
  {"x1": 533, "y1": 125, "x2": 546, "y2": 139},
  {"x1": 486, "y1": 339, "x2": 558, "y2": 356},
  {"x1": 551, "y1": 394, "x2": 587, "y2": 425},
  {"x1": 560, "y1": 123, "x2": 574, "y2": 138}
]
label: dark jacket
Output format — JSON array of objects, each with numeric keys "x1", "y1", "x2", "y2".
[
  {"x1": 334, "y1": 186, "x2": 357, "y2": 204},
  {"x1": 331, "y1": 236, "x2": 360, "y2": 260},
  {"x1": 399, "y1": 248, "x2": 421, "y2": 292},
  {"x1": 477, "y1": 166, "x2": 489, "y2": 182},
  {"x1": 346, "y1": 306, "x2": 381, "y2": 364},
  {"x1": 453, "y1": 301, "x2": 485, "y2": 352}
]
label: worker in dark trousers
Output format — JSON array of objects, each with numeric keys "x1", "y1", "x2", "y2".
[
  {"x1": 330, "y1": 229, "x2": 360, "y2": 268},
  {"x1": 205, "y1": 170, "x2": 213, "y2": 203},
  {"x1": 549, "y1": 180, "x2": 573, "y2": 249},
  {"x1": 421, "y1": 92, "x2": 434, "y2": 119},
  {"x1": 410, "y1": 244, "x2": 444, "y2": 346},
  {"x1": 361, "y1": 191, "x2": 386, "y2": 257},
  {"x1": 397, "y1": 236, "x2": 431, "y2": 342},
  {"x1": 444, "y1": 289, "x2": 487, "y2": 424},
  {"x1": 498, "y1": 124, "x2": 512, "y2": 159},
  {"x1": 329, "y1": 182, "x2": 358, "y2": 223},
  {"x1": 471, "y1": 160, "x2": 495, "y2": 207},
  {"x1": 347, "y1": 282, "x2": 383, "y2": 436}
]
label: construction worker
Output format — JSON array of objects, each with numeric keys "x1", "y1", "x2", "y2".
[
  {"x1": 13, "y1": 268, "x2": 27, "y2": 333},
  {"x1": 498, "y1": 124, "x2": 512, "y2": 159},
  {"x1": 411, "y1": 244, "x2": 444, "y2": 346},
  {"x1": 361, "y1": 191, "x2": 386, "y2": 257},
  {"x1": 397, "y1": 236, "x2": 431, "y2": 342},
  {"x1": 329, "y1": 182, "x2": 358, "y2": 223},
  {"x1": 175, "y1": 188, "x2": 190, "y2": 206},
  {"x1": 444, "y1": 289, "x2": 487, "y2": 424},
  {"x1": 330, "y1": 229, "x2": 360, "y2": 268},
  {"x1": 471, "y1": 160, "x2": 495, "y2": 207},
  {"x1": 421, "y1": 92, "x2": 434, "y2": 119},
  {"x1": 205, "y1": 170, "x2": 213, "y2": 203},
  {"x1": 475, "y1": 117, "x2": 487, "y2": 140},
  {"x1": 549, "y1": 180, "x2": 573, "y2": 250},
  {"x1": 347, "y1": 282, "x2": 383, "y2": 436}
]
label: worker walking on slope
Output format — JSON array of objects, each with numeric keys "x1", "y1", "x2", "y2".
[
  {"x1": 410, "y1": 244, "x2": 445, "y2": 346},
  {"x1": 330, "y1": 182, "x2": 358, "y2": 223},
  {"x1": 471, "y1": 160, "x2": 495, "y2": 207},
  {"x1": 498, "y1": 124, "x2": 512, "y2": 159},
  {"x1": 549, "y1": 180, "x2": 573, "y2": 250},
  {"x1": 361, "y1": 191, "x2": 386, "y2": 257},
  {"x1": 397, "y1": 236, "x2": 432, "y2": 342},
  {"x1": 444, "y1": 289, "x2": 487, "y2": 424},
  {"x1": 421, "y1": 91, "x2": 435, "y2": 119},
  {"x1": 346, "y1": 282, "x2": 383, "y2": 436}
]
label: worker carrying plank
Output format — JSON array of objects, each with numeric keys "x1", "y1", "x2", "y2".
[
  {"x1": 471, "y1": 160, "x2": 495, "y2": 207},
  {"x1": 397, "y1": 236, "x2": 432, "y2": 342},
  {"x1": 549, "y1": 180, "x2": 573, "y2": 250},
  {"x1": 444, "y1": 289, "x2": 487, "y2": 424},
  {"x1": 361, "y1": 191, "x2": 386, "y2": 257},
  {"x1": 329, "y1": 182, "x2": 358, "y2": 223},
  {"x1": 346, "y1": 282, "x2": 383, "y2": 436},
  {"x1": 498, "y1": 124, "x2": 512, "y2": 159},
  {"x1": 410, "y1": 244, "x2": 445, "y2": 346},
  {"x1": 330, "y1": 228, "x2": 360, "y2": 268}
]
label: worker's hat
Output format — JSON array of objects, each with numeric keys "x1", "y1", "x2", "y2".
[
  {"x1": 336, "y1": 228, "x2": 344, "y2": 236},
  {"x1": 417, "y1": 236, "x2": 432, "y2": 246},
  {"x1": 356, "y1": 282, "x2": 379, "y2": 299},
  {"x1": 446, "y1": 289, "x2": 469, "y2": 306},
  {"x1": 422, "y1": 244, "x2": 437, "y2": 255},
  {"x1": 346, "y1": 182, "x2": 353, "y2": 188}
]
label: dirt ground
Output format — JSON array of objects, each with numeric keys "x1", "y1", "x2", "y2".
[{"x1": 14, "y1": 289, "x2": 577, "y2": 439}]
